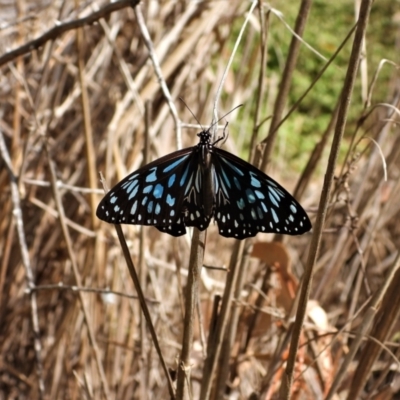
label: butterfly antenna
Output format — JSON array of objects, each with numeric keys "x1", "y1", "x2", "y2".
[
  {"x1": 179, "y1": 97, "x2": 205, "y2": 131},
  {"x1": 209, "y1": 104, "x2": 243, "y2": 132},
  {"x1": 179, "y1": 98, "x2": 242, "y2": 134},
  {"x1": 213, "y1": 122, "x2": 230, "y2": 146},
  {"x1": 208, "y1": 104, "x2": 242, "y2": 144}
]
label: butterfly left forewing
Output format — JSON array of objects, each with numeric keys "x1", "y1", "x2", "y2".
[
  {"x1": 211, "y1": 148, "x2": 311, "y2": 239},
  {"x1": 97, "y1": 148, "x2": 197, "y2": 236}
]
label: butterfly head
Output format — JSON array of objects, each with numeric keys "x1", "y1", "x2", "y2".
[{"x1": 197, "y1": 129, "x2": 213, "y2": 147}]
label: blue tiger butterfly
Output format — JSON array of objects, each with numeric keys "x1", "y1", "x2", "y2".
[{"x1": 96, "y1": 128, "x2": 311, "y2": 239}]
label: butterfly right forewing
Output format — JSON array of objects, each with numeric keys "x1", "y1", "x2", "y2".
[{"x1": 211, "y1": 147, "x2": 311, "y2": 239}]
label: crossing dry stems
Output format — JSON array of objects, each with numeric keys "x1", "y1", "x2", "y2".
[{"x1": 1, "y1": 1, "x2": 400, "y2": 399}]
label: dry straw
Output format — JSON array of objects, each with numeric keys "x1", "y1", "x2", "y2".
[{"x1": 1, "y1": 0, "x2": 400, "y2": 399}]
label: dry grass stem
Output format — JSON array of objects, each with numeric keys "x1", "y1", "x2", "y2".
[{"x1": 1, "y1": 1, "x2": 399, "y2": 399}]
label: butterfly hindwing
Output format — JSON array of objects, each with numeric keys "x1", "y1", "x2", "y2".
[
  {"x1": 97, "y1": 147, "x2": 208, "y2": 237},
  {"x1": 211, "y1": 147, "x2": 311, "y2": 239},
  {"x1": 179, "y1": 162, "x2": 213, "y2": 231}
]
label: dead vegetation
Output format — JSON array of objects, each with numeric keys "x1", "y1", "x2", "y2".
[{"x1": 0, "y1": 0, "x2": 400, "y2": 399}]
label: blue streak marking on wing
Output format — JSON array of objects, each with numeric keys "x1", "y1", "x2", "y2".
[
  {"x1": 268, "y1": 191, "x2": 279, "y2": 207},
  {"x1": 261, "y1": 202, "x2": 268, "y2": 212},
  {"x1": 246, "y1": 188, "x2": 256, "y2": 203},
  {"x1": 163, "y1": 154, "x2": 190, "y2": 173},
  {"x1": 124, "y1": 179, "x2": 138, "y2": 194},
  {"x1": 250, "y1": 172, "x2": 262, "y2": 188},
  {"x1": 255, "y1": 190, "x2": 265, "y2": 199},
  {"x1": 271, "y1": 208, "x2": 279, "y2": 223},
  {"x1": 219, "y1": 175, "x2": 229, "y2": 197},
  {"x1": 269, "y1": 187, "x2": 281, "y2": 203},
  {"x1": 220, "y1": 156, "x2": 245, "y2": 176},
  {"x1": 168, "y1": 174, "x2": 176, "y2": 188},
  {"x1": 143, "y1": 185, "x2": 153, "y2": 194},
  {"x1": 180, "y1": 163, "x2": 190, "y2": 186},
  {"x1": 220, "y1": 167, "x2": 231, "y2": 189},
  {"x1": 213, "y1": 169, "x2": 219, "y2": 193},
  {"x1": 166, "y1": 194, "x2": 175, "y2": 206},
  {"x1": 146, "y1": 168, "x2": 157, "y2": 182},
  {"x1": 276, "y1": 188, "x2": 285, "y2": 197},
  {"x1": 128, "y1": 185, "x2": 139, "y2": 200},
  {"x1": 184, "y1": 173, "x2": 194, "y2": 195},
  {"x1": 237, "y1": 198, "x2": 245, "y2": 210},
  {"x1": 131, "y1": 200, "x2": 138, "y2": 215},
  {"x1": 195, "y1": 167, "x2": 201, "y2": 192},
  {"x1": 153, "y1": 184, "x2": 164, "y2": 199},
  {"x1": 266, "y1": 179, "x2": 278, "y2": 187},
  {"x1": 122, "y1": 174, "x2": 139, "y2": 188}
]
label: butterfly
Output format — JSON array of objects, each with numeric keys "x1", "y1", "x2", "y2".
[{"x1": 96, "y1": 128, "x2": 311, "y2": 239}]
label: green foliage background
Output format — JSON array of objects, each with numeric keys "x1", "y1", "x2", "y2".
[{"x1": 231, "y1": 0, "x2": 399, "y2": 168}]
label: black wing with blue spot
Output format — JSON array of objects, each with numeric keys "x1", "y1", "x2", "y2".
[
  {"x1": 210, "y1": 147, "x2": 311, "y2": 239},
  {"x1": 96, "y1": 147, "x2": 211, "y2": 237}
]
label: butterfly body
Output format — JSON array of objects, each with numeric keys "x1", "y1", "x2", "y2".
[{"x1": 97, "y1": 129, "x2": 311, "y2": 239}]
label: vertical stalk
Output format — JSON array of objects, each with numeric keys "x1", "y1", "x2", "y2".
[{"x1": 279, "y1": 1, "x2": 374, "y2": 397}]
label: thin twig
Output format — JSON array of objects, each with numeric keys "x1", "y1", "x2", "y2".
[
  {"x1": 45, "y1": 143, "x2": 111, "y2": 400},
  {"x1": 27, "y1": 283, "x2": 159, "y2": 304},
  {"x1": 28, "y1": 197, "x2": 97, "y2": 237},
  {"x1": 75, "y1": 17, "x2": 98, "y2": 227},
  {"x1": 260, "y1": 22, "x2": 358, "y2": 148},
  {"x1": 0, "y1": 0, "x2": 140, "y2": 67},
  {"x1": 211, "y1": 0, "x2": 258, "y2": 138},
  {"x1": 135, "y1": 5, "x2": 182, "y2": 149},
  {"x1": 248, "y1": 1, "x2": 269, "y2": 163},
  {"x1": 0, "y1": 130, "x2": 46, "y2": 399},
  {"x1": 200, "y1": 240, "x2": 245, "y2": 400},
  {"x1": 24, "y1": 178, "x2": 105, "y2": 194},
  {"x1": 176, "y1": 229, "x2": 205, "y2": 400},
  {"x1": 99, "y1": 174, "x2": 176, "y2": 400},
  {"x1": 326, "y1": 251, "x2": 400, "y2": 399},
  {"x1": 260, "y1": 0, "x2": 313, "y2": 171}
]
